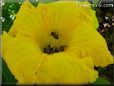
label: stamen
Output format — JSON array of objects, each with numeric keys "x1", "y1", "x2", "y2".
[
  {"x1": 51, "y1": 32, "x2": 59, "y2": 39},
  {"x1": 43, "y1": 44, "x2": 54, "y2": 54},
  {"x1": 55, "y1": 47, "x2": 59, "y2": 52},
  {"x1": 43, "y1": 32, "x2": 67, "y2": 54},
  {"x1": 60, "y1": 45, "x2": 66, "y2": 51},
  {"x1": 43, "y1": 44, "x2": 67, "y2": 54}
]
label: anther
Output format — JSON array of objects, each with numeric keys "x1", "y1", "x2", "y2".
[{"x1": 51, "y1": 32, "x2": 59, "y2": 39}]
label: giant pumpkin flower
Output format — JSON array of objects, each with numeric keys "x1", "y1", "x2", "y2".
[{"x1": 2, "y1": 0, "x2": 113, "y2": 84}]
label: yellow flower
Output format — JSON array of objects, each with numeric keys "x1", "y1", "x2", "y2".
[{"x1": 2, "y1": 0, "x2": 113, "y2": 84}]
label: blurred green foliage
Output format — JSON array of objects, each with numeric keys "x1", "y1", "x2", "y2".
[
  {"x1": 93, "y1": 77, "x2": 110, "y2": 85},
  {"x1": 1, "y1": 0, "x2": 114, "y2": 85},
  {"x1": 2, "y1": 59, "x2": 17, "y2": 84},
  {"x1": 2, "y1": 2, "x2": 20, "y2": 32}
]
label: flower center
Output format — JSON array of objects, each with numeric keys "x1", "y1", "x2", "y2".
[{"x1": 43, "y1": 32, "x2": 67, "y2": 54}]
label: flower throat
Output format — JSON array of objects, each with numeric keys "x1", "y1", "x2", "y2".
[{"x1": 43, "y1": 32, "x2": 66, "y2": 54}]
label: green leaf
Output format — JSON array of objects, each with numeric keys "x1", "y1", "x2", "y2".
[
  {"x1": 39, "y1": 0, "x2": 56, "y2": 3},
  {"x1": 92, "y1": 0, "x2": 100, "y2": 10},
  {"x1": 93, "y1": 0, "x2": 100, "y2": 4},
  {"x1": 2, "y1": 3, "x2": 20, "y2": 32},
  {"x1": 2, "y1": 58, "x2": 17, "y2": 84},
  {"x1": 93, "y1": 77, "x2": 110, "y2": 85}
]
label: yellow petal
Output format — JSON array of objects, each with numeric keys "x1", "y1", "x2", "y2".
[
  {"x1": 9, "y1": 0, "x2": 34, "y2": 34},
  {"x1": 2, "y1": 32, "x2": 98, "y2": 84},
  {"x1": 36, "y1": 1, "x2": 98, "y2": 34},
  {"x1": 10, "y1": 0, "x2": 54, "y2": 49},
  {"x1": 67, "y1": 24, "x2": 113, "y2": 67},
  {"x1": 35, "y1": 53, "x2": 98, "y2": 84},
  {"x1": 2, "y1": 32, "x2": 45, "y2": 83},
  {"x1": 8, "y1": 0, "x2": 41, "y2": 43}
]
